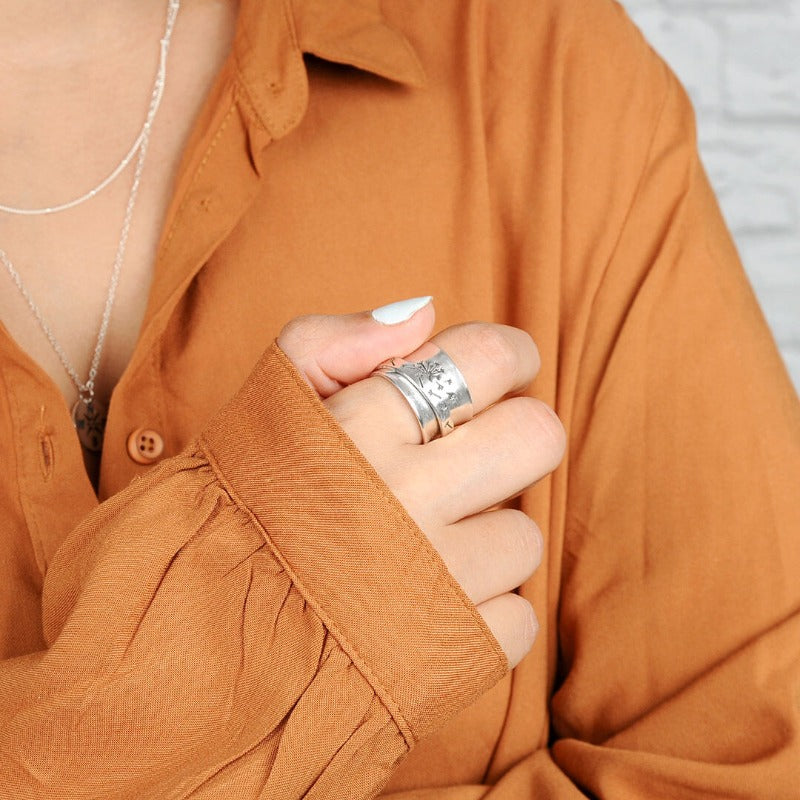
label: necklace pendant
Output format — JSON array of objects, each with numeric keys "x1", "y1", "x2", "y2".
[{"x1": 71, "y1": 399, "x2": 107, "y2": 453}]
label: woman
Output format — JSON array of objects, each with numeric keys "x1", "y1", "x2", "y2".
[{"x1": 1, "y1": 0, "x2": 798, "y2": 797}]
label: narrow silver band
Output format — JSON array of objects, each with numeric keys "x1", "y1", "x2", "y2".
[
  {"x1": 372, "y1": 367, "x2": 440, "y2": 443},
  {"x1": 372, "y1": 347, "x2": 473, "y2": 442}
]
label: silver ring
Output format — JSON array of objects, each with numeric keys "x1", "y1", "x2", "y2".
[{"x1": 372, "y1": 347, "x2": 473, "y2": 442}]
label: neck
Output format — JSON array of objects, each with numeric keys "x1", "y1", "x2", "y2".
[{"x1": 0, "y1": 0, "x2": 168, "y2": 68}]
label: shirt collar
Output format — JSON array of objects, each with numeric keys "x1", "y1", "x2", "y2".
[{"x1": 233, "y1": 0, "x2": 426, "y2": 140}]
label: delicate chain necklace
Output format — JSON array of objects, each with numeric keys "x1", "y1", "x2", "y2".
[{"x1": 0, "y1": 0, "x2": 181, "y2": 453}]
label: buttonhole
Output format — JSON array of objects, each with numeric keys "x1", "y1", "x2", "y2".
[{"x1": 39, "y1": 433, "x2": 54, "y2": 480}]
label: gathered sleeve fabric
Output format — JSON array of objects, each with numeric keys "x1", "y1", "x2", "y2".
[
  {"x1": 548, "y1": 59, "x2": 800, "y2": 794},
  {"x1": 0, "y1": 343, "x2": 508, "y2": 798},
  {"x1": 476, "y1": 27, "x2": 800, "y2": 800}
]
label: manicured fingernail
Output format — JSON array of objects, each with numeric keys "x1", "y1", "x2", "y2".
[{"x1": 371, "y1": 295, "x2": 432, "y2": 325}]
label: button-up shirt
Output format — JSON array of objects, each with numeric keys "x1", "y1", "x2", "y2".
[{"x1": 2, "y1": 0, "x2": 799, "y2": 796}]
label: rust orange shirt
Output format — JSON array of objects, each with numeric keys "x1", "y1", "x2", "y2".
[{"x1": 2, "y1": 1, "x2": 799, "y2": 797}]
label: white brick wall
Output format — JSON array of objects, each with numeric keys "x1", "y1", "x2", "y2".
[{"x1": 621, "y1": 0, "x2": 800, "y2": 395}]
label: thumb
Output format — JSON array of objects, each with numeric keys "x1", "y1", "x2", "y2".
[{"x1": 276, "y1": 296, "x2": 435, "y2": 397}]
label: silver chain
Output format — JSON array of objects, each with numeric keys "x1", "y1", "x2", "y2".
[{"x1": 0, "y1": 0, "x2": 180, "y2": 408}]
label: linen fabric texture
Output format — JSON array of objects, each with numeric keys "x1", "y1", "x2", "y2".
[{"x1": 1, "y1": 0, "x2": 799, "y2": 797}]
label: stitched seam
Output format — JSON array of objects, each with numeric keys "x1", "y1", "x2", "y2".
[
  {"x1": 151, "y1": 338, "x2": 167, "y2": 456},
  {"x1": 231, "y1": 0, "x2": 307, "y2": 137},
  {"x1": 230, "y1": 78, "x2": 267, "y2": 142},
  {"x1": 231, "y1": 53, "x2": 266, "y2": 131},
  {"x1": 279, "y1": 0, "x2": 309, "y2": 135},
  {"x1": 1, "y1": 365, "x2": 47, "y2": 577},
  {"x1": 157, "y1": 103, "x2": 237, "y2": 265},
  {"x1": 197, "y1": 436, "x2": 416, "y2": 750}
]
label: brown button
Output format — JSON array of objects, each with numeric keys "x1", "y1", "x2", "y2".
[{"x1": 126, "y1": 428, "x2": 164, "y2": 464}]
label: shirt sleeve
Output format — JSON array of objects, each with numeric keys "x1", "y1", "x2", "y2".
[
  {"x1": 0, "y1": 342, "x2": 508, "y2": 798},
  {"x1": 549, "y1": 60, "x2": 800, "y2": 796},
  {"x1": 379, "y1": 0, "x2": 799, "y2": 792},
  {"x1": 397, "y1": 18, "x2": 800, "y2": 800}
]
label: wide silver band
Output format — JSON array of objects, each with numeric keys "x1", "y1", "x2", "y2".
[{"x1": 372, "y1": 347, "x2": 473, "y2": 443}]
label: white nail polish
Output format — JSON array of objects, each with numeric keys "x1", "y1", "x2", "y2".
[{"x1": 371, "y1": 295, "x2": 432, "y2": 325}]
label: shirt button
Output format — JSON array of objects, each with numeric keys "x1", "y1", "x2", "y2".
[{"x1": 126, "y1": 428, "x2": 165, "y2": 464}]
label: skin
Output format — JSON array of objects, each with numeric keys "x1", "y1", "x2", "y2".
[{"x1": 0, "y1": 1, "x2": 566, "y2": 667}]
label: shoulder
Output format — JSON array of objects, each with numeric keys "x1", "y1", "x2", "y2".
[
  {"x1": 384, "y1": 0, "x2": 673, "y2": 159},
  {"x1": 482, "y1": 0, "x2": 670, "y2": 131}
]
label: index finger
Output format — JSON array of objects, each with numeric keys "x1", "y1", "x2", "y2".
[{"x1": 327, "y1": 321, "x2": 540, "y2": 446}]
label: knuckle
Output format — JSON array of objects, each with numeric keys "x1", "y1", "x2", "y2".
[
  {"x1": 515, "y1": 397, "x2": 567, "y2": 466},
  {"x1": 276, "y1": 314, "x2": 326, "y2": 359},
  {"x1": 505, "y1": 511, "x2": 543, "y2": 575},
  {"x1": 513, "y1": 595, "x2": 539, "y2": 647},
  {"x1": 464, "y1": 323, "x2": 519, "y2": 377},
  {"x1": 515, "y1": 328, "x2": 541, "y2": 377}
]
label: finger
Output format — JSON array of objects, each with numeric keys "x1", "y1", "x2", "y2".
[
  {"x1": 407, "y1": 396, "x2": 566, "y2": 526},
  {"x1": 404, "y1": 321, "x2": 541, "y2": 415},
  {"x1": 327, "y1": 321, "x2": 540, "y2": 446},
  {"x1": 475, "y1": 592, "x2": 538, "y2": 670},
  {"x1": 277, "y1": 296, "x2": 435, "y2": 397},
  {"x1": 431, "y1": 509, "x2": 543, "y2": 606}
]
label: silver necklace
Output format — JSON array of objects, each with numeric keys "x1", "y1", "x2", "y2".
[{"x1": 0, "y1": 0, "x2": 181, "y2": 453}]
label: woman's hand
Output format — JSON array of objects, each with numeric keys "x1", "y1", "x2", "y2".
[{"x1": 277, "y1": 299, "x2": 565, "y2": 669}]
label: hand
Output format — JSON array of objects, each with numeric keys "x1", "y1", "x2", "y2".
[{"x1": 277, "y1": 299, "x2": 565, "y2": 668}]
